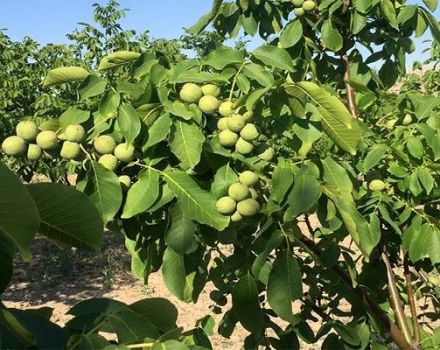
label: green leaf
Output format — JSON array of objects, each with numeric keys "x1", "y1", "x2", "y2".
[
  {"x1": 122, "y1": 167, "x2": 160, "y2": 219},
  {"x1": 99, "y1": 90, "x2": 120, "y2": 120},
  {"x1": 211, "y1": 164, "x2": 239, "y2": 198},
  {"x1": 243, "y1": 63, "x2": 275, "y2": 87},
  {"x1": 59, "y1": 108, "x2": 90, "y2": 130},
  {"x1": 419, "y1": 7, "x2": 440, "y2": 43},
  {"x1": 162, "y1": 247, "x2": 187, "y2": 300},
  {"x1": 267, "y1": 250, "x2": 302, "y2": 324},
  {"x1": 129, "y1": 298, "x2": 178, "y2": 332},
  {"x1": 252, "y1": 45, "x2": 294, "y2": 72},
  {"x1": 143, "y1": 113, "x2": 172, "y2": 151},
  {"x1": 43, "y1": 66, "x2": 89, "y2": 87},
  {"x1": 117, "y1": 104, "x2": 141, "y2": 145},
  {"x1": 287, "y1": 82, "x2": 361, "y2": 155},
  {"x1": 321, "y1": 157, "x2": 354, "y2": 203},
  {"x1": 403, "y1": 221, "x2": 440, "y2": 264},
  {"x1": 83, "y1": 162, "x2": 123, "y2": 224},
  {"x1": 98, "y1": 51, "x2": 141, "y2": 71},
  {"x1": 169, "y1": 120, "x2": 205, "y2": 170},
  {"x1": 380, "y1": 0, "x2": 398, "y2": 29},
  {"x1": 203, "y1": 47, "x2": 243, "y2": 70},
  {"x1": 0, "y1": 163, "x2": 39, "y2": 260},
  {"x1": 165, "y1": 203, "x2": 196, "y2": 255},
  {"x1": 27, "y1": 184, "x2": 103, "y2": 254},
  {"x1": 407, "y1": 136, "x2": 424, "y2": 159},
  {"x1": 280, "y1": 20, "x2": 303, "y2": 48},
  {"x1": 423, "y1": 0, "x2": 437, "y2": 11},
  {"x1": 363, "y1": 144, "x2": 388, "y2": 172},
  {"x1": 231, "y1": 272, "x2": 264, "y2": 334},
  {"x1": 0, "y1": 309, "x2": 37, "y2": 348},
  {"x1": 417, "y1": 167, "x2": 434, "y2": 194},
  {"x1": 187, "y1": 0, "x2": 223, "y2": 34},
  {"x1": 321, "y1": 20, "x2": 343, "y2": 52},
  {"x1": 163, "y1": 170, "x2": 229, "y2": 231},
  {"x1": 78, "y1": 75, "x2": 107, "y2": 101},
  {"x1": 284, "y1": 173, "x2": 321, "y2": 221},
  {"x1": 0, "y1": 238, "x2": 13, "y2": 293},
  {"x1": 171, "y1": 71, "x2": 229, "y2": 84}
]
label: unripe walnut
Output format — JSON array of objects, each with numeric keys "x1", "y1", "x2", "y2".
[
  {"x1": 99, "y1": 154, "x2": 118, "y2": 171},
  {"x1": 237, "y1": 199, "x2": 260, "y2": 216},
  {"x1": 227, "y1": 115, "x2": 246, "y2": 132},
  {"x1": 60, "y1": 141, "x2": 81, "y2": 160},
  {"x1": 94, "y1": 135, "x2": 116, "y2": 154},
  {"x1": 201, "y1": 84, "x2": 220, "y2": 97},
  {"x1": 230, "y1": 211, "x2": 243, "y2": 223},
  {"x1": 216, "y1": 196, "x2": 237, "y2": 215},
  {"x1": 118, "y1": 175, "x2": 132, "y2": 190},
  {"x1": 114, "y1": 143, "x2": 135, "y2": 162},
  {"x1": 219, "y1": 130, "x2": 239, "y2": 147},
  {"x1": 368, "y1": 179, "x2": 386, "y2": 192},
  {"x1": 217, "y1": 117, "x2": 229, "y2": 131},
  {"x1": 27, "y1": 144, "x2": 42, "y2": 161},
  {"x1": 2, "y1": 136, "x2": 26, "y2": 156},
  {"x1": 239, "y1": 171, "x2": 259, "y2": 186},
  {"x1": 302, "y1": 0, "x2": 316, "y2": 11},
  {"x1": 402, "y1": 114, "x2": 413, "y2": 126},
  {"x1": 292, "y1": 0, "x2": 304, "y2": 6},
  {"x1": 218, "y1": 101, "x2": 235, "y2": 117},
  {"x1": 235, "y1": 138, "x2": 254, "y2": 155},
  {"x1": 36, "y1": 131, "x2": 58, "y2": 150},
  {"x1": 16, "y1": 121, "x2": 38, "y2": 141},
  {"x1": 240, "y1": 123, "x2": 259, "y2": 141},
  {"x1": 242, "y1": 111, "x2": 254, "y2": 122},
  {"x1": 228, "y1": 183, "x2": 250, "y2": 201},
  {"x1": 198, "y1": 95, "x2": 220, "y2": 115},
  {"x1": 294, "y1": 7, "x2": 305, "y2": 16},
  {"x1": 65, "y1": 124, "x2": 86, "y2": 142},
  {"x1": 179, "y1": 83, "x2": 203, "y2": 103},
  {"x1": 257, "y1": 145, "x2": 275, "y2": 161}
]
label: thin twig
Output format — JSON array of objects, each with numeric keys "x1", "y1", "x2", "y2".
[
  {"x1": 341, "y1": 54, "x2": 358, "y2": 118},
  {"x1": 404, "y1": 254, "x2": 421, "y2": 346}
]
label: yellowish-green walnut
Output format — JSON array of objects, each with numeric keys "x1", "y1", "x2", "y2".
[
  {"x1": 227, "y1": 115, "x2": 246, "y2": 132},
  {"x1": 2, "y1": 136, "x2": 26, "y2": 156},
  {"x1": 60, "y1": 141, "x2": 81, "y2": 160},
  {"x1": 114, "y1": 143, "x2": 135, "y2": 162},
  {"x1": 291, "y1": 0, "x2": 304, "y2": 6},
  {"x1": 402, "y1": 114, "x2": 413, "y2": 126},
  {"x1": 94, "y1": 135, "x2": 116, "y2": 154},
  {"x1": 216, "y1": 196, "x2": 237, "y2": 215},
  {"x1": 294, "y1": 7, "x2": 305, "y2": 16},
  {"x1": 218, "y1": 101, "x2": 235, "y2": 117},
  {"x1": 230, "y1": 211, "x2": 243, "y2": 223},
  {"x1": 99, "y1": 154, "x2": 118, "y2": 171},
  {"x1": 217, "y1": 117, "x2": 229, "y2": 131},
  {"x1": 258, "y1": 146, "x2": 275, "y2": 161},
  {"x1": 237, "y1": 199, "x2": 260, "y2": 216},
  {"x1": 239, "y1": 171, "x2": 259, "y2": 186},
  {"x1": 235, "y1": 138, "x2": 254, "y2": 155},
  {"x1": 219, "y1": 130, "x2": 239, "y2": 147},
  {"x1": 179, "y1": 83, "x2": 203, "y2": 103},
  {"x1": 36, "y1": 130, "x2": 58, "y2": 150},
  {"x1": 65, "y1": 124, "x2": 86, "y2": 142},
  {"x1": 58, "y1": 132, "x2": 67, "y2": 141},
  {"x1": 240, "y1": 123, "x2": 259, "y2": 141},
  {"x1": 16, "y1": 121, "x2": 38, "y2": 141},
  {"x1": 249, "y1": 188, "x2": 258, "y2": 200},
  {"x1": 369, "y1": 179, "x2": 386, "y2": 192},
  {"x1": 302, "y1": 0, "x2": 316, "y2": 11},
  {"x1": 201, "y1": 84, "x2": 220, "y2": 97},
  {"x1": 27, "y1": 144, "x2": 42, "y2": 161},
  {"x1": 386, "y1": 119, "x2": 397, "y2": 128},
  {"x1": 243, "y1": 111, "x2": 254, "y2": 122},
  {"x1": 198, "y1": 95, "x2": 220, "y2": 115},
  {"x1": 118, "y1": 175, "x2": 132, "y2": 190},
  {"x1": 228, "y1": 182, "x2": 250, "y2": 201}
]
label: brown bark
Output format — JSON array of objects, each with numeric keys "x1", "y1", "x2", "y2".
[
  {"x1": 404, "y1": 255, "x2": 421, "y2": 347},
  {"x1": 342, "y1": 54, "x2": 358, "y2": 118}
]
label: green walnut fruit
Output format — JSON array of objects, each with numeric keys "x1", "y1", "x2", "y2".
[
  {"x1": 402, "y1": 114, "x2": 413, "y2": 126},
  {"x1": 60, "y1": 141, "x2": 81, "y2": 160},
  {"x1": 219, "y1": 130, "x2": 239, "y2": 147},
  {"x1": 240, "y1": 123, "x2": 259, "y2": 141},
  {"x1": 27, "y1": 144, "x2": 42, "y2": 161},
  {"x1": 386, "y1": 119, "x2": 397, "y2": 128},
  {"x1": 243, "y1": 111, "x2": 254, "y2": 122},
  {"x1": 179, "y1": 83, "x2": 203, "y2": 103},
  {"x1": 230, "y1": 211, "x2": 243, "y2": 223},
  {"x1": 292, "y1": 0, "x2": 304, "y2": 6},
  {"x1": 235, "y1": 138, "x2": 254, "y2": 155},
  {"x1": 369, "y1": 179, "x2": 386, "y2": 192},
  {"x1": 228, "y1": 183, "x2": 250, "y2": 201},
  {"x1": 2, "y1": 136, "x2": 26, "y2": 156},
  {"x1": 302, "y1": 0, "x2": 316, "y2": 11},
  {"x1": 227, "y1": 115, "x2": 246, "y2": 132},
  {"x1": 239, "y1": 171, "x2": 259, "y2": 186},
  {"x1": 216, "y1": 196, "x2": 237, "y2": 215},
  {"x1": 249, "y1": 188, "x2": 258, "y2": 200},
  {"x1": 94, "y1": 135, "x2": 116, "y2": 154},
  {"x1": 16, "y1": 121, "x2": 38, "y2": 141},
  {"x1": 217, "y1": 117, "x2": 229, "y2": 131},
  {"x1": 36, "y1": 130, "x2": 58, "y2": 150},
  {"x1": 118, "y1": 175, "x2": 132, "y2": 190},
  {"x1": 199, "y1": 95, "x2": 220, "y2": 115},
  {"x1": 258, "y1": 146, "x2": 275, "y2": 161},
  {"x1": 65, "y1": 124, "x2": 86, "y2": 142},
  {"x1": 201, "y1": 84, "x2": 220, "y2": 97},
  {"x1": 294, "y1": 7, "x2": 305, "y2": 16},
  {"x1": 58, "y1": 132, "x2": 67, "y2": 141},
  {"x1": 99, "y1": 154, "x2": 118, "y2": 171},
  {"x1": 237, "y1": 199, "x2": 260, "y2": 216},
  {"x1": 114, "y1": 143, "x2": 135, "y2": 162},
  {"x1": 218, "y1": 101, "x2": 235, "y2": 117}
]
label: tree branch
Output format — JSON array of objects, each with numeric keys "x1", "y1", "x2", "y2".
[
  {"x1": 403, "y1": 254, "x2": 421, "y2": 347},
  {"x1": 341, "y1": 54, "x2": 358, "y2": 118}
]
